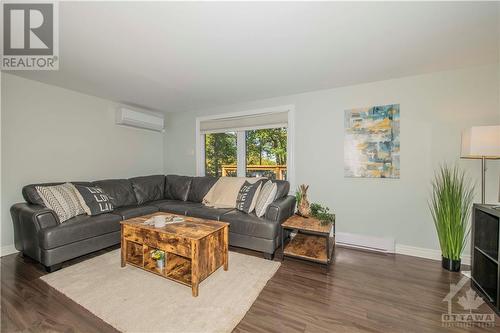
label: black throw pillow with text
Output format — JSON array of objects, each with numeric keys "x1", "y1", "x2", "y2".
[
  {"x1": 74, "y1": 185, "x2": 114, "y2": 216},
  {"x1": 235, "y1": 180, "x2": 262, "y2": 214}
]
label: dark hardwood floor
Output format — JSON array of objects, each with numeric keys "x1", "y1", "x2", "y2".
[{"x1": 1, "y1": 245, "x2": 498, "y2": 332}]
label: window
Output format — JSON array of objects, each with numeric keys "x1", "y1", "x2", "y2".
[
  {"x1": 197, "y1": 107, "x2": 293, "y2": 185},
  {"x1": 246, "y1": 128, "x2": 287, "y2": 180},
  {"x1": 204, "y1": 132, "x2": 237, "y2": 177}
]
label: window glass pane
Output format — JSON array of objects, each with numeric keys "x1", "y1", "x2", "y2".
[
  {"x1": 245, "y1": 128, "x2": 287, "y2": 180},
  {"x1": 204, "y1": 132, "x2": 237, "y2": 177}
]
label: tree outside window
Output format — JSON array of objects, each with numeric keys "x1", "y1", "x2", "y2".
[
  {"x1": 204, "y1": 132, "x2": 237, "y2": 177},
  {"x1": 246, "y1": 128, "x2": 287, "y2": 180}
]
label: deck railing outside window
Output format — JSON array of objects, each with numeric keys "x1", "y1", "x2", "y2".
[{"x1": 221, "y1": 165, "x2": 287, "y2": 180}]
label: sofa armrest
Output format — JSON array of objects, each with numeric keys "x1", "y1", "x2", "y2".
[
  {"x1": 10, "y1": 203, "x2": 59, "y2": 254},
  {"x1": 265, "y1": 195, "x2": 296, "y2": 223}
]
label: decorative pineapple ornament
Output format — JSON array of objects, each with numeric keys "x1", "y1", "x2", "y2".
[{"x1": 297, "y1": 184, "x2": 311, "y2": 217}]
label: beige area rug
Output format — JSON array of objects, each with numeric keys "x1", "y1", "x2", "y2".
[{"x1": 41, "y1": 250, "x2": 280, "y2": 333}]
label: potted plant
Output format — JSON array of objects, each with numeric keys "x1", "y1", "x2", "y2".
[
  {"x1": 150, "y1": 249, "x2": 165, "y2": 271},
  {"x1": 429, "y1": 165, "x2": 474, "y2": 272},
  {"x1": 310, "y1": 203, "x2": 335, "y2": 226}
]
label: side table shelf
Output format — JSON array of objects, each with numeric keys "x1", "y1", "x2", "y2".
[{"x1": 281, "y1": 214, "x2": 335, "y2": 269}]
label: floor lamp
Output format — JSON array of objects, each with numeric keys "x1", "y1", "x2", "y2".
[{"x1": 460, "y1": 125, "x2": 500, "y2": 204}]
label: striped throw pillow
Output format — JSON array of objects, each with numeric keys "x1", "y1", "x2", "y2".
[
  {"x1": 36, "y1": 183, "x2": 86, "y2": 222},
  {"x1": 254, "y1": 180, "x2": 278, "y2": 218}
]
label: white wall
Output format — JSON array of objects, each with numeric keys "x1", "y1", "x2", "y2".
[
  {"x1": 164, "y1": 64, "x2": 500, "y2": 252},
  {"x1": 1, "y1": 74, "x2": 164, "y2": 252}
]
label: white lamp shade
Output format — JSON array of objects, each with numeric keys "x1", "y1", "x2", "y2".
[{"x1": 461, "y1": 125, "x2": 500, "y2": 158}]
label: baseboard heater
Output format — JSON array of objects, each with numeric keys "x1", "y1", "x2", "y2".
[{"x1": 336, "y1": 232, "x2": 395, "y2": 253}]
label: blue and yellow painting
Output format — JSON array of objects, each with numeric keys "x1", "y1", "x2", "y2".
[{"x1": 344, "y1": 104, "x2": 400, "y2": 178}]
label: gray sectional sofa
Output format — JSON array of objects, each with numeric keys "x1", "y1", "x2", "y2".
[{"x1": 10, "y1": 175, "x2": 296, "y2": 272}]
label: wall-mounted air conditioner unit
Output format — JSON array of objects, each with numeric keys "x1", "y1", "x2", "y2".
[{"x1": 116, "y1": 107, "x2": 165, "y2": 132}]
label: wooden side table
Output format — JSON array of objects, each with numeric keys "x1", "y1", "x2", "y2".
[{"x1": 281, "y1": 214, "x2": 335, "y2": 269}]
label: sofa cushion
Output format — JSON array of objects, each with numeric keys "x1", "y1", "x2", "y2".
[
  {"x1": 165, "y1": 175, "x2": 192, "y2": 201},
  {"x1": 23, "y1": 181, "x2": 92, "y2": 206},
  {"x1": 130, "y1": 175, "x2": 165, "y2": 204},
  {"x1": 187, "y1": 176, "x2": 218, "y2": 203},
  {"x1": 220, "y1": 210, "x2": 279, "y2": 240},
  {"x1": 112, "y1": 205, "x2": 158, "y2": 220},
  {"x1": 185, "y1": 206, "x2": 235, "y2": 221},
  {"x1": 92, "y1": 179, "x2": 137, "y2": 208},
  {"x1": 272, "y1": 180, "x2": 290, "y2": 200},
  {"x1": 150, "y1": 199, "x2": 203, "y2": 215},
  {"x1": 39, "y1": 213, "x2": 122, "y2": 250}
]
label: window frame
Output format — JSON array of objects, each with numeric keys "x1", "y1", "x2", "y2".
[{"x1": 196, "y1": 105, "x2": 295, "y2": 190}]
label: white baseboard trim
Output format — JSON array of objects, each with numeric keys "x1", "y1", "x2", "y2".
[
  {"x1": 336, "y1": 232, "x2": 395, "y2": 253},
  {"x1": 336, "y1": 232, "x2": 471, "y2": 266},
  {"x1": 1, "y1": 244, "x2": 18, "y2": 257},
  {"x1": 395, "y1": 244, "x2": 471, "y2": 266}
]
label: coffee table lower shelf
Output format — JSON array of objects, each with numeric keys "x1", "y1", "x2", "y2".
[
  {"x1": 124, "y1": 241, "x2": 193, "y2": 286},
  {"x1": 283, "y1": 233, "x2": 334, "y2": 265}
]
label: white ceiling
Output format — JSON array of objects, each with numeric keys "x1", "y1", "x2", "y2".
[{"x1": 7, "y1": 2, "x2": 500, "y2": 113}]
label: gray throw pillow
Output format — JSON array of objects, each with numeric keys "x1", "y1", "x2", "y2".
[{"x1": 74, "y1": 185, "x2": 114, "y2": 216}]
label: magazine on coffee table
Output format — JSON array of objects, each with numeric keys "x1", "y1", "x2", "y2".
[{"x1": 142, "y1": 215, "x2": 185, "y2": 226}]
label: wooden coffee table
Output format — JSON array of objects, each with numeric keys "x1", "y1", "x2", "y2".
[{"x1": 120, "y1": 212, "x2": 229, "y2": 297}]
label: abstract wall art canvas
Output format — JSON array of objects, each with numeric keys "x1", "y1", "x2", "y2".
[{"x1": 344, "y1": 104, "x2": 400, "y2": 178}]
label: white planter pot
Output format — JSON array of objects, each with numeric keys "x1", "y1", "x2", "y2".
[{"x1": 156, "y1": 259, "x2": 165, "y2": 271}]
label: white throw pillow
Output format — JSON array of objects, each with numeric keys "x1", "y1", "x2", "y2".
[
  {"x1": 248, "y1": 182, "x2": 262, "y2": 213},
  {"x1": 254, "y1": 180, "x2": 278, "y2": 218},
  {"x1": 35, "y1": 183, "x2": 86, "y2": 222},
  {"x1": 203, "y1": 176, "x2": 263, "y2": 209}
]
